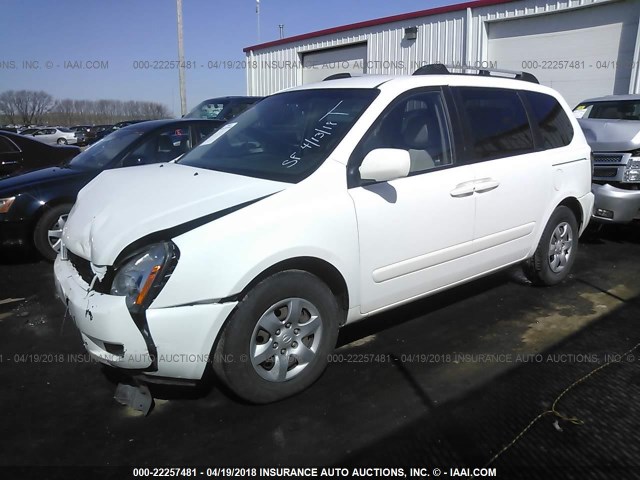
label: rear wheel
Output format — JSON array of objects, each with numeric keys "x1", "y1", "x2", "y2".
[
  {"x1": 523, "y1": 206, "x2": 579, "y2": 286},
  {"x1": 212, "y1": 270, "x2": 341, "y2": 403},
  {"x1": 33, "y1": 204, "x2": 72, "y2": 262},
  {"x1": 57, "y1": 138, "x2": 67, "y2": 145}
]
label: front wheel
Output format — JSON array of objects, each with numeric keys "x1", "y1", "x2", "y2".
[
  {"x1": 523, "y1": 206, "x2": 579, "y2": 286},
  {"x1": 33, "y1": 204, "x2": 72, "y2": 262},
  {"x1": 212, "y1": 270, "x2": 341, "y2": 403}
]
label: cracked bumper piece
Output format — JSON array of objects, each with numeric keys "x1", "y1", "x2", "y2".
[
  {"x1": 54, "y1": 257, "x2": 237, "y2": 380},
  {"x1": 592, "y1": 183, "x2": 640, "y2": 224}
]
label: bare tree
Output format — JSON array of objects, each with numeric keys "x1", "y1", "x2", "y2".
[
  {"x1": 0, "y1": 91, "x2": 18, "y2": 124},
  {"x1": 30, "y1": 91, "x2": 55, "y2": 124},
  {"x1": 5, "y1": 90, "x2": 55, "y2": 124},
  {"x1": 0, "y1": 90, "x2": 172, "y2": 125}
]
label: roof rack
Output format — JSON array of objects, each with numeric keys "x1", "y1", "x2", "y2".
[
  {"x1": 413, "y1": 63, "x2": 539, "y2": 84},
  {"x1": 323, "y1": 73, "x2": 352, "y2": 81}
]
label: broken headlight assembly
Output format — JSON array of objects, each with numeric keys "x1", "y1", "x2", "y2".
[{"x1": 111, "y1": 242, "x2": 179, "y2": 311}]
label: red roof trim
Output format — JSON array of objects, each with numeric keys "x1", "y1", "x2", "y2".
[{"x1": 243, "y1": 0, "x2": 515, "y2": 53}]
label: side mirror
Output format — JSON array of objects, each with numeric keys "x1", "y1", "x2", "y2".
[
  {"x1": 359, "y1": 148, "x2": 410, "y2": 183},
  {"x1": 122, "y1": 155, "x2": 147, "y2": 167}
]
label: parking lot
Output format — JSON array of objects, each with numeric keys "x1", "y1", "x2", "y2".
[{"x1": 0, "y1": 225, "x2": 638, "y2": 478}]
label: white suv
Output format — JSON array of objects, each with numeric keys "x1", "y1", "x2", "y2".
[{"x1": 54, "y1": 66, "x2": 594, "y2": 403}]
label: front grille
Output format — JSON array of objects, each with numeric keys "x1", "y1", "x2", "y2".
[
  {"x1": 593, "y1": 154, "x2": 624, "y2": 164},
  {"x1": 68, "y1": 251, "x2": 94, "y2": 285},
  {"x1": 68, "y1": 251, "x2": 111, "y2": 293},
  {"x1": 593, "y1": 167, "x2": 619, "y2": 178}
]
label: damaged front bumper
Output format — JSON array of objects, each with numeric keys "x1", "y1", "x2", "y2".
[{"x1": 54, "y1": 256, "x2": 238, "y2": 381}]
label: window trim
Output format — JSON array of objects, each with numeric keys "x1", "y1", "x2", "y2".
[
  {"x1": 347, "y1": 86, "x2": 458, "y2": 188},
  {"x1": 0, "y1": 135, "x2": 21, "y2": 154}
]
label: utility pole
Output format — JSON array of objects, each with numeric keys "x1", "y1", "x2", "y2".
[
  {"x1": 256, "y1": 0, "x2": 261, "y2": 42},
  {"x1": 279, "y1": 24, "x2": 284, "y2": 39},
  {"x1": 176, "y1": 0, "x2": 187, "y2": 116}
]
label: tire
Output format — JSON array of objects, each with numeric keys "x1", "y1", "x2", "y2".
[
  {"x1": 57, "y1": 138, "x2": 67, "y2": 145},
  {"x1": 212, "y1": 270, "x2": 341, "y2": 404},
  {"x1": 33, "y1": 204, "x2": 72, "y2": 262},
  {"x1": 523, "y1": 206, "x2": 579, "y2": 286}
]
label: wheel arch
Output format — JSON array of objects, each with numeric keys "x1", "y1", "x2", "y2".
[
  {"x1": 231, "y1": 256, "x2": 350, "y2": 327},
  {"x1": 557, "y1": 196, "x2": 584, "y2": 229},
  {"x1": 30, "y1": 197, "x2": 75, "y2": 235}
]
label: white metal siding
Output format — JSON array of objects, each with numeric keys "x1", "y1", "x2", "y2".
[
  {"x1": 246, "y1": 0, "x2": 640, "y2": 98},
  {"x1": 302, "y1": 44, "x2": 367, "y2": 84},
  {"x1": 488, "y1": 2, "x2": 639, "y2": 107}
]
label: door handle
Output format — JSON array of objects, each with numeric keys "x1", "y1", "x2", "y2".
[
  {"x1": 474, "y1": 178, "x2": 500, "y2": 193},
  {"x1": 450, "y1": 180, "x2": 475, "y2": 197}
]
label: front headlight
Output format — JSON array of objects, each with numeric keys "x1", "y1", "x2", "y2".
[
  {"x1": 0, "y1": 196, "x2": 15, "y2": 214},
  {"x1": 111, "y1": 242, "x2": 177, "y2": 310},
  {"x1": 624, "y1": 157, "x2": 640, "y2": 183}
]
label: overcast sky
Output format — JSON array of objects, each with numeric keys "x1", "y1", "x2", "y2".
[{"x1": 1, "y1": 0, "x2": 452, "y2": 115}]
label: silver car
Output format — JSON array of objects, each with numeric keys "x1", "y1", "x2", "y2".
[
  {"x1": 575, "y1": 95, "x2": 640, "y2": 223},
  {"x1": 29, "y1": 127, "x2": 78, "y2": 145}
]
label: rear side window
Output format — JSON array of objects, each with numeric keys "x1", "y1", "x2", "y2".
[
  {"x1": 524, "y1": 92, "x2": 573, "y2": 149},
  {"x1": 457, "y1": 87, "x2": 534, "y2": 160}
]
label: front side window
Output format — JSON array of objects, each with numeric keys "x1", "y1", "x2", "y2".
[
  {"x1": 123, "y1": 125, "x2": 193, "y2": 165},
  {"x1": 457, "y1": 87, "x2": 534, "y2": 161},
  {"x1": 354, "y1": 90, "x2": 453, "y2": 175},
  {"x1": 523, "y1": 91, "x2": 573, "y2": 149},
  {"x1": 179, "y1": 89, "x2": 378, "y2": 183}
]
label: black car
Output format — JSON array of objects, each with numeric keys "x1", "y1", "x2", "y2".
[
  {"x1": 184, "y1": 96, "x2": 262, "y2": 121},
  {"x1": 0, "y1": 131, "x2": 81, "y2": 178},
  {"x1": 93, "y1": 124, "x2": 117, "y2": 142},
  {"x1": 69, "y1": 125, "x2": 92, "y2": 146},
  {"x1": 85, "y1": 124, "x2": 114, "y2": 144},
  {"x1": 113, "y1": 120, "x2": 146, "y2": 129},
  {"x1": 0, "y1": 118, "x2": 224, "y2": 260}
]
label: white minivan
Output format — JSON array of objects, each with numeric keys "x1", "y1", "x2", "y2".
[{"x1": 55, "y1": 66, "x2": 594, "y2": 403}]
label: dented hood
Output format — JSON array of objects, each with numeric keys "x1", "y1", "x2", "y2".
[
  {"x1": 578, "y1": 118, "x2": 640, "y2": 152},
  {"x1": 63, "y1": 163, "x2": 288, "y2": 265}
]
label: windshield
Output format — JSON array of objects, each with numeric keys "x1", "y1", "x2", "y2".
[
  {"x1": 69, "y1": 129, "x2": 143, "y2": 169},
  {"x1": 178, "y1": 89, "x2": 378, "y2": 183},
  {"x1": 184, "y1": 99, "x2": 229, "y2": 120},
  {"x1": 574, "y1": 100, "x2": 640, "y2": 120}
]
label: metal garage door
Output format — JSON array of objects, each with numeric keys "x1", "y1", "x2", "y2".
[
  {"x1": 302, "y1": 44, "x2": 367, "y2": 84},
  {"x1": 488, "y1": 2, "x2": 639, "y2": 107}
]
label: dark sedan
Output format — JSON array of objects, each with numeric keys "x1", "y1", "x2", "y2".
[
  {"x1": 0, "y1": 131, "x2": 81, "y2": 178},
  {"x1": 0, "y1": 118, "x2": 223, "y2": 260}
]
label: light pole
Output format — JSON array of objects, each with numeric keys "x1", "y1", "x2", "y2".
[
  {"x1": 256, "y1": 0, "x2": 261, "y2": 42},
  {"x1": 176, "y1": 0, "x2": 187, "y2": 116}
]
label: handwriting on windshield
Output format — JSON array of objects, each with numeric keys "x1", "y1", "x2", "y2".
[{"x1": 282, "y1": 101, "x2": 348, "y2": 169}]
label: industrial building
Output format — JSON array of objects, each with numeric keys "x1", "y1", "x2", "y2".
[{"x1": 244, "y1": 0, "x2": 640, "y2": 107}]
